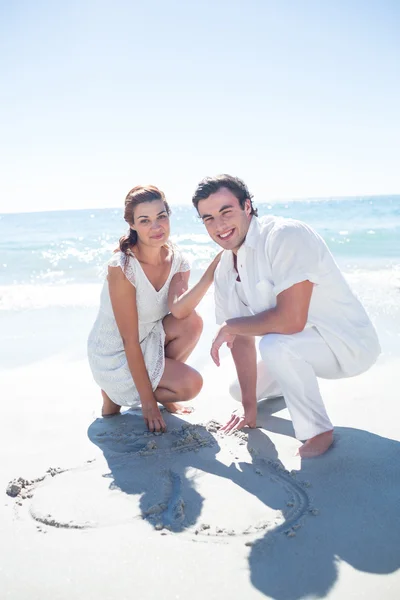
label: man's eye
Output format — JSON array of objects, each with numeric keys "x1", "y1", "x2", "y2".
[
  {"x1": 203, "y1": 218, "x2": 212, "y2": 224},
  {"x1": 222, "y1": 210, "x2": 232, "y2": 216}
]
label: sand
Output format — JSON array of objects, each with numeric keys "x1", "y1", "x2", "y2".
[{"x1": 1, "y1": 346, "x2": 400, "y2": 599}]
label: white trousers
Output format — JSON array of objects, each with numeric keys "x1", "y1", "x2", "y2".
[{"x1": 229, "y1": 327, "x2": 343, "y2": 441}]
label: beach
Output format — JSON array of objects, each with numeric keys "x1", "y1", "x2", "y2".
[{"x1": 1, "y1": 198, "x2": 400, "y2": 599}]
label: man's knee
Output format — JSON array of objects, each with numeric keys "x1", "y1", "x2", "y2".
[
  {"x1": 229, "y1": 379, "x2": 242, "y2": 402},
  {"x1": 259, "y1": 334, "x2": 291, "y2": 369}
]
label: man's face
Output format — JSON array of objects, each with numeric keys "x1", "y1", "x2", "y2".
[{"x1": 197, "y1": 187, "x2": 252, "y2": 253}]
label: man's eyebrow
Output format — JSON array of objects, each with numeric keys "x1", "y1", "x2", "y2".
[
  {"x1": 218, "y1": 204, "x2": 234, "y2": 212},
  {"x1": 200, "y1": 204, "x2": 234, "y2": 220}
]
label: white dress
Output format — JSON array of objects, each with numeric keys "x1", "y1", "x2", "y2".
[{"x1": 87, "y1": 247, "x2": 190, "y2": 407}]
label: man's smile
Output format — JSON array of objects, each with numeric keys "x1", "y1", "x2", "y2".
[{"x1": 218, "y1": 228, "x2": 235, "y2": 241}]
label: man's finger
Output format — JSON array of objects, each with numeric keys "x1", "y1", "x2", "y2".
[
  {"x1": 228, "y1": 418, "x2": 246, "y2": 434},
  {"x1": 220, "y1": 415, "x2": 236, "y2": 432},
  {"x1": 210, "y1": 343, "x2": 220, "y2": 367},
  {"x1": 222, "y1": 416, "x2": 240, "y2": 434}
]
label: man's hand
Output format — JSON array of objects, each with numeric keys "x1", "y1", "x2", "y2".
[
  {"x1": 141, "y1": 401, "x2": 166, "y2": 433},
  {"x1": 220, "y1": 406, "x2": 258, "y2": 434},
  {"x1": 210, "y1": 324, "x2": 236, "y2": 366}
]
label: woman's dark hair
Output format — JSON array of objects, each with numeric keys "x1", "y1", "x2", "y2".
[
  {"x1": 119, "y1": 185, "x2": 171, "y2": 254},
  {"x1": 192, "y1": 174, "x2": 258, "y2": 217}
]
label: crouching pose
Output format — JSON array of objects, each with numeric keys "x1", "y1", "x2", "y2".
[
  {"x1": 192, "y1": 175, "x2": 381, "y2": 457},
  {"x1": 88, "y1": 185, "x2": 220, "y2": 432}
]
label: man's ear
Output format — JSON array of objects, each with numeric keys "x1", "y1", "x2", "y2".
[{"x1": 244, "y1": 198, "x2": 252, "y2": 217}]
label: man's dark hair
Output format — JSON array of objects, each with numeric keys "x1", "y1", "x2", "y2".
[{"x1": 192, "y1": 174, "x2": 258, "y2": 217}]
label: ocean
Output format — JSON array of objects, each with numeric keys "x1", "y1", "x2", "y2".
[{"x1": 1, "y1": 196, "x2": 400, "y2": 371}]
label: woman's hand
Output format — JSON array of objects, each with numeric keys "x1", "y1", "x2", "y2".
[{"x1": 141, "y1": 401, "x2": 166, "y2": 433}]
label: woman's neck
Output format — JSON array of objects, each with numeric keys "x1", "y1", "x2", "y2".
[{"x1": 132, "y1": 242, "x2": 168, "y2": 266}]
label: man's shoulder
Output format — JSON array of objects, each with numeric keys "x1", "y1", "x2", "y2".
[{"x1": 260, "y1": 216, "x2": 319, "y2": 242}]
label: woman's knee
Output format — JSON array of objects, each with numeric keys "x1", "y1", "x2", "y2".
[
  {"x1": 180, "y1": 367, "x2": 203, "y2": 400},
  {"x1": 184, "y1": 311, "x2": 203, "y2": 340}
]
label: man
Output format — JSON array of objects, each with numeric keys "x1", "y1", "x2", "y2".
[{"x1": 192, "y1": 175, "x2": 380, "y2": 457}]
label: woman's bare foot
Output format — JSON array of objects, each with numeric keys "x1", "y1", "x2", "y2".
[
  {"x1": 161, "y1": 402, "x2": 194, "y2": 415},
  {"x1": 297, "y1": 430, "x2": 334, "y2": 458},
  {"x1": 101, "y1": 390, "x2": 121, "y2": 417}
]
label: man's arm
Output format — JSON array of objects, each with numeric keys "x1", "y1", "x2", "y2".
[
  {"x1": 227, "y1": 280, "x2": 313, "y2": 336},
  {"x1": 220, "y1": 335, "x2": 258, "y2": 433},
  {"x1": 211, "y1": 280, "x2": 313, "y2": 365}
]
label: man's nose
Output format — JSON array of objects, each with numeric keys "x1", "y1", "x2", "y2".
[{"x1": 214, "y1": 215, "x2": 225, "y2": 234}]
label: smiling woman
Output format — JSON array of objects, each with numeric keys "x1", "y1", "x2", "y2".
[{"x1": 87, "y1": 184, "x2": 222, "y2": 433}]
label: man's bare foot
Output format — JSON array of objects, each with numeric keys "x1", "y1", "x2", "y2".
[
  {"x1": 297, "y1": 430, "x2": 334, "y2": 458},
  {"x1": 161, "y1": 402, "x2": 194, "y2": 415},
  {"x1": 101, "y1": 390, "x2": 121, "y2": 417}
]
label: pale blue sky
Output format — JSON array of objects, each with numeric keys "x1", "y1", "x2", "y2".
[{"x1": 1, "y1": 0, "x2": 399, "y2": 212}]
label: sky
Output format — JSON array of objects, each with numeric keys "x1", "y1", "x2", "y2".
[{"x1": 1, "y1": 0, "x2": 399, "y2": 213}]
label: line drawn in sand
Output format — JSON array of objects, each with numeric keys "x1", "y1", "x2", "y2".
[{"x1": 6, "y1": 416, "x2": 318, "y2": 542}]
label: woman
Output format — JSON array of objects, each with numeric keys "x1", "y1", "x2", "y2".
[{"x1": 88, "y1": 185, "x2": 220, "y2": 433}]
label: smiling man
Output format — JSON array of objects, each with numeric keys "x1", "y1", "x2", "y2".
[{"x1": 192, "y1": 174, "x2": 381, "y2": 457}]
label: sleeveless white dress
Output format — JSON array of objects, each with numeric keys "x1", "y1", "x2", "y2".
[{"x1": 87, "y1": 247, "x2": 190, "y2": 408}]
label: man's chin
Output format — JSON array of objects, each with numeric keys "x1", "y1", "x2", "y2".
[{"x1": 214, "y1": 235, "x2": 244, "y2": 251}]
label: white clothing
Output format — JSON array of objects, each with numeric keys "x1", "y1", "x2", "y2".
[
  {"x1": 214, "y1": 216, "x2": 381, "y2": 439},
  {"x1": 235, "y1": 280, "x2": 248, "y2": 306},
  {"x1": 229, "y1": 327, "x2": 341, "y2": 440},
  {"x1": 215, "y1": 216, "x2": 380, "y2": 377},
  {"x1": 87, "y1": 247, "x2": 190, "y2": 407}
]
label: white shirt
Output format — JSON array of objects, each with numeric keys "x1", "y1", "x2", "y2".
[{"x1": 214, "y1": 216, "x2": 381, "y2": 377}]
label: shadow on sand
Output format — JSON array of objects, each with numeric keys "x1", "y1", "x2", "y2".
[
  {"x1": 88, "y1": 406, "x2": 400, "y2": 598},
  {"x1": 87, "y1": 410, "x2": 293, "y2": 535},
  {"x1": 249, "y1": 412, "x2": 400, "y2": 599}
]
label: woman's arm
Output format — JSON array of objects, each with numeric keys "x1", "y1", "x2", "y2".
[
  {"x1": 167, "y1": 252, "x2": 222, "y2": 319},
  {"x1": 108, "y1": 266, "x2": 166, "y2": 432}
]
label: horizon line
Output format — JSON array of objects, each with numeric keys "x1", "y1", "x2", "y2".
[{"x1": 1, "y1": 192, "x2": 399, "y2": 217}]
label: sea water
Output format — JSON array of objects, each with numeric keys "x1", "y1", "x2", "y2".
[{"x1": 1, "y1": 196, "x2": 400, "y2": 373}]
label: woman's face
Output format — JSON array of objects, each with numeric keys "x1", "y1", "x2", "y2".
[{"x1": 132, "y1": 199, "x2": 170, "y2": 247}]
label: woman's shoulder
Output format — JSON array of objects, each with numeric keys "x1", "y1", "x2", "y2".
[
  {"x1": 106, "y1": 250, "x2": 129, "y2": 268},
  {"x1": 169, "y1": 243, "x2": 191, "y2": 274},
  {"x1": 107, "y1": 250, "x2": 137, "y2": 286}
]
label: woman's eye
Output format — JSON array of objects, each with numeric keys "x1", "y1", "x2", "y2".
[
  {"x1": 139, "y1": 219, "x2": 149, "y2": 224},
  {"x1": 158, "y1": 214, "x2": 168, "y2": 220}
]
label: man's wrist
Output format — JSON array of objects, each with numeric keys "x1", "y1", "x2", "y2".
[{"x1": 242, "y1": 396, "x2": 257, "y2": 409}]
